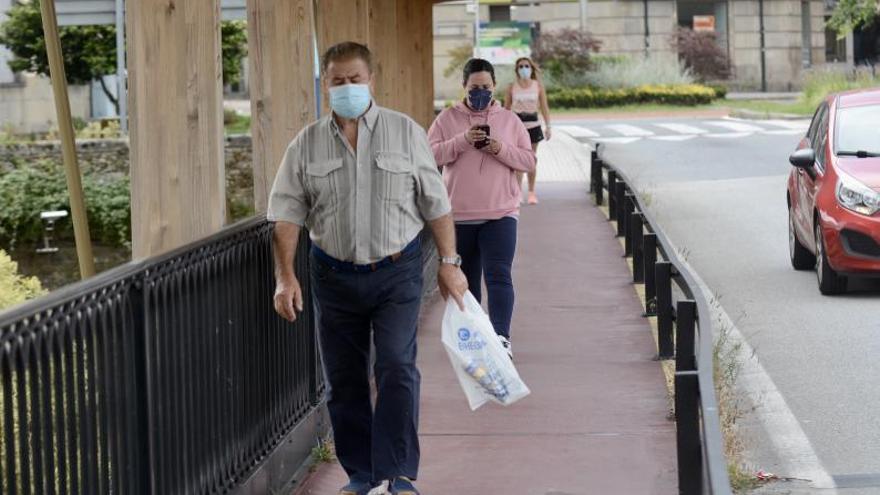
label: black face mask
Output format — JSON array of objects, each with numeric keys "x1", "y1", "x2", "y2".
[{"x1": 467, "y1": 88, "x2": 492, "y2": 111}]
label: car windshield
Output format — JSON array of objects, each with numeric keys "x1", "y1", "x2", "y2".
[{"x1": 836, "y1": 104, "x2": 880, "y2": 156}]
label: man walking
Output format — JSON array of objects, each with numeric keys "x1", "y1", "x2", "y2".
[{"x1": 268, "y1": 42, "x2": 467, "y2": 495}]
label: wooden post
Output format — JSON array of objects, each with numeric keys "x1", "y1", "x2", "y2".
[
  {"x1": 315, "y1": 0, "x2": 435, "y2": 129},
  {"x1": 39, "y1": 0, "x2": 96, "y2": 278},
  {"x1": 126, "y1": 0, "x2": 226, "y2": 259},
  {"x1": 247, "y1": 0, "x2": 317, "y2": 212}
]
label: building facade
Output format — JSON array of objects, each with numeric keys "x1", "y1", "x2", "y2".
[{"x1": 434, "y1": 0, "x2": 869, "y2": 100}]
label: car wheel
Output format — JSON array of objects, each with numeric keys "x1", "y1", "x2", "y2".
[
  {"x1": 789, "y1": 208, "x2": 815, "y2": 270},
  {"x1": 815, "y1": 222, "x2": 847, "y2": 295}
]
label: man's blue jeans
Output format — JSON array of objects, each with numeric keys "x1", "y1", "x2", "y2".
[
  {"x1": 455, "y1": 217, "x2": 518, "y2": 338},
  {"x1": 310, "y1": 244, "x2": 422, "y2": 483}
]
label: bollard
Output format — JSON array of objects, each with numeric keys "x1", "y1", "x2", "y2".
[
  {"x1": 656, "y1": 261, "x2": 674, "y2": 359},
  {"x1": 675, "y1": 300, "x2": 697, "y2": 372},
  {"x1": 675, "y1": 370, "x2": 703, "y2": 495},
  {"x1": 631, "y1": 212, "x2": 644, "y2": 283},
  {"x1": 643, "y1": 233, "x2": 657, "y2": 315},
  {"x1": 607, "y1": 170, "x2": 618, "y2": 220},
  {"x1": 615, "y1": 183, "x2": 627, "y2": 237}
]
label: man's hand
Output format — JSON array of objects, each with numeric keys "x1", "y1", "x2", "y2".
[
  {"x1": 483, "y1": 138, "x2": 502, "y2": 155},
  {"x1": 274, "y1": 274, "x2": 304, "y2": 322},
  {"x1": 438, "y1": 263, "x2": 468, "y2": 310}
]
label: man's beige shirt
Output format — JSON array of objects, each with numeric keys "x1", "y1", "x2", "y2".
[{"x1": 267, "y1": 104, "x2": 451, "y2": 264}]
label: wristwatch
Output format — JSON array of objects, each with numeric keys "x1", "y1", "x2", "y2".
[{"x1": 439, "y1": 254, "x2": 463, "y2": 267}]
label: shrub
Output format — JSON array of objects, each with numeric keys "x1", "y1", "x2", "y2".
[
  {"x1": 674, "y1": 27, "x2": 731, "y2": 82},
  {"x1": 547, "y1": 84, "x2": 718, "y2": 108},
  {"x1": 801, "y1": 66, "x2": 880, "y2": 108},
  {"x1": 532, "y1": 28, "x2": 602, "y2": 87},
  {"x1": 584, "y1": 55, "x2": 694, "y2": 89},
  {"x1": 0, "y1": 162, "x2": 131, "y2": 248},
  {"x1": 0, "y1": 249, "x2": 45, "y2": 311}
]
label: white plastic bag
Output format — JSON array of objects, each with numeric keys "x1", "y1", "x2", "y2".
[{"x1": 441, "y1": 291, "x2": 530, "y2": 410}]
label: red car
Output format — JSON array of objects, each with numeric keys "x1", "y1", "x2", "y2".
[{"x1": 787, "y1": 87, "x2": 880, "y2": 294}]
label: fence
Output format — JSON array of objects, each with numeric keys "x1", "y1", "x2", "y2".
[
  {"x1": 591, "y1": 148, "x2": 733, "y2": 495},
  {"x1": 0, "y1": 216, "x2": 325, "y2": 494}
]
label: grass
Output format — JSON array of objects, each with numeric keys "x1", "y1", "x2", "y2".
[
  {"x1": 225, "y1": 113, "x2": 251, "y2": 135},
  {"x1": 551, "y1": 102, "x2": 719, "y2": 115},
  {"x1": 311, "y1": 439, "x2": 336, "y2": 465}
]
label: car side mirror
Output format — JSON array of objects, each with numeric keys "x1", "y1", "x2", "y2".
[{"x1": 789, "y1": 148, "x2": 816, "y2": 170}]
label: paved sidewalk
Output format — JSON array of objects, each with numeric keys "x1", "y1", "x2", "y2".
[{"x1": 295, "y1": 136, "x2": 676, "y2": 494}]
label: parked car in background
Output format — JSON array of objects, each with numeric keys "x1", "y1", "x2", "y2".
[{"x1": 787, "y1": 88, "x2": 880, "y2": 294}]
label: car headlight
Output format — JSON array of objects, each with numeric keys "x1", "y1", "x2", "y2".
[{"x1": 837, "y1": 173, "x2": 880, "y2": 216}]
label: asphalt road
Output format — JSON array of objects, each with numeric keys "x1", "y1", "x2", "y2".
[{"x1": 560, "y1": 115, "x2": 880, "y2": 494}]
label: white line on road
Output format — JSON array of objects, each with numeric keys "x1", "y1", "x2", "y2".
[
  {"x1": 761, "y1": 119, "x2": 811, "y2": 131},
  {"x1": 605, "y1": 124, "x2": 655, "y2": 137},
  {"x1": 629, "y1": 208, "x2": 838, "y2": 492},
  {"x1": 654, "y1": 123, "x2": 708, "y2": 135},
  {"x1": 592, "y1": 136, "x2": 642, "y2": 144},
  {"x1": 705, "y1": 132, "x2": 753, "y2": 138},
  {"x1": 762, "y1": 129, "x2": 807, "y2": 136},
  {"x1": 705, "y1": 120, "x2": 766, "y2": 133},
  {"x1": 555, "y1": 125, "x2": 600, "y2": 138},
  {"x1": 649, "y1": 135, "x2": 698, "y2": 142}
]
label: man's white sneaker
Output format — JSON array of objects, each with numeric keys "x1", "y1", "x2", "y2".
[{"x1": 498, "y1": 335, "x2": 513, "y2": 360}]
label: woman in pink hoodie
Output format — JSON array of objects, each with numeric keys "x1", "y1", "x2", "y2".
[{"x1": 428, "y1": 58, "x2": 536, "y2": 359}]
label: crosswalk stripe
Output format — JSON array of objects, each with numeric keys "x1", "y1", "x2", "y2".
[
  {"x1": 762, "y1": 129, "x2": 805, "y2": 136},
  {"x1": 555, "y1": 125, "x2": 599, "y2": 138},
  {"x1": 654, "y1": 123, "x2": 708, "y2": 134},
  {"x1": 705, "y1": 120, "x2": 765, "y2": 133},
  {"x1": 593, "y1": 136, "x2": 642, "y2": 144},
  {"x1": 705, "y1": 132, "x2": 752, "y2": 138},
  {"x1": 761, "y1": 119, "x2": 810, "y2": 131},
  {"x1": 606, "y1": 124, "x2": 654, "y2": 137},
  {"x1": 649, "y1": 135, "x2": 698, "y2": 141}
]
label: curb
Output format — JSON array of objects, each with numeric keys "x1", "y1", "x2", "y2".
[{"x1": 729, "y1": 108, "x2": 809, "y2": 121}]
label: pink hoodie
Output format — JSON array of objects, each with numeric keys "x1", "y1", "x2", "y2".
[{"x1": 428, "y1": 101, "x2": 536, "y2": 222}]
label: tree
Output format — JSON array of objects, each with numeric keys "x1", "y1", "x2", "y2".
[
  {"x1": 827, "y1": 0, "x2": 880, "y2": 37},
  {"x1": 532, "y1": 28, "x2": 602, "y2": 87},
  {"x1": 674, "y1": 27, "x2": 731, "y2": 82},
  {"x1": 0, "y1": 0, "x2": 248, "y2": 114}
]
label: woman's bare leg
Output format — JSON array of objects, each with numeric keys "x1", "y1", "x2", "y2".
[{"x1": 527, "y1": 142, "x2": 539, "y2": 204}]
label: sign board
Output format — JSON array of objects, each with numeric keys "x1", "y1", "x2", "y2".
[
  {"x1": 477, "y1": 21, "x2": 532, "y2": 65},
  {"x1": 55, "y1": 0, "x2": 246, "y2": 26},
  {"x1": 693, "y1": 15, "x2": 716, "y2": 33}
]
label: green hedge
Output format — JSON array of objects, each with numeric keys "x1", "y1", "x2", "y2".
[
  {"x1": 547, "y1": 84, "x2": 719, "y2": 108},
  {"x1": 0, "y1": 249, "x2": 44, "y2": 310}
]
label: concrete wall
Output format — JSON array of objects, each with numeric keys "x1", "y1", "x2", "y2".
[
  {"x1": 727, "y1": 0, "x2": 826, "y2": 91},
  {"x1": 0, "y1": 0, "x2": 14, "y2": 84},
  {"x1": 0, "y1": 73, "x2": 91, "y2": 134}
]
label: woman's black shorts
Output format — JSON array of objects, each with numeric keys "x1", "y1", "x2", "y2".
[{"x1": 516, "y1": 112, "x2": 544, "y2": 144}]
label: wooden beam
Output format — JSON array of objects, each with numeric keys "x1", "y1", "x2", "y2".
[
  {"x1": 247, "y1": 0, "x2": 317, "y2": 211},
  {"x1": 127, "y1": 0, "x2": 226, "y2": 258}
]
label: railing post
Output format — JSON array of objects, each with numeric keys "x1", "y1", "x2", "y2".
[
  {"x1": 656, "y1": 261, "x2": 674, "y2": 360},
  {"x1": 596, "y1": 162, "x2": 605, "y2": 206},
  {"x1": 131, "y1": 279, "x2": 155, "y2": 495},
  {"x1": 623, "y1": 193, "x2": 635, "y2": 255},
  {"x1": 676, "y1": 300, "x2": 697, "y2": 372},
  {"x1": 631, "y1": 212, "x2": 644, "y2": 283},
  {"x1": 675, "y1": 370, "x2": 703, "y2": 495},
  {"x1": 607, "y1": 170, "x2": 617, "y2": 221},
  {"x1": 590, "y1": 149, "x2": 598, "y2": 194},
  {"x1": 616, "y1": 183, "x2": 627, "y2": 237},
  {"x1": 643, "y1": 233, "x2": 657, "y2": 315}
]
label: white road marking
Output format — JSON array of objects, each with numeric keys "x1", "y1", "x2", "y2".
[
  {"x1": 763, "y1": 129, "x2": 807, "y2": 136},
  {"x1": 705, "y1": 132, "x2": 753, "y2": 138},
  {"x1": 555, "y1": 125, "x2": 600, "y2": 138},
  {"x1": 592, "y1": 136, "x2": 642, "y2": 144},
  {"x1": 761, "y1": 119, "x2": 811, "y2": 131},
  {"x1": 705, "y1": 120, "x2": 766, "y2": 133},
  {"x1": 649, "y1": 135, "x2": 698, "y2": 142},
  {"x1": 654, "y1": 123, "x2": 708, "y2": 135},
  {"x1": 606, "y1": 124, "x2": 655, "y2": 137}
]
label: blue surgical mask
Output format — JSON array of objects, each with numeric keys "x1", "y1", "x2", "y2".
[
  {"x1": 329, "y1": 83, "x2": 372, "y2": 119},
  {"x1": 467, "y1": 88, "x2": 492, "y2": 111},
  {"x1": 518, "y1": 67, "x2": 532, "y2": 79}
]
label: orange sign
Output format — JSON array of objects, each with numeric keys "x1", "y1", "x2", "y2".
[{"x1": 693, "y1": 15, "x2": 716, "y2": 32}]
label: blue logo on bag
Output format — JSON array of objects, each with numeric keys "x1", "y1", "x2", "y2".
[{"x1": 458, "y1": 328, "x2": 471, "y2": 341}]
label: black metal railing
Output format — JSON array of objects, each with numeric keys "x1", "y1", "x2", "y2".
[
  {"x1": 0, "y1": 216, "x2": 324, "y2": 494},
  {"x1": 590, "y1": 148, "x2": 732, "y2": 495}
]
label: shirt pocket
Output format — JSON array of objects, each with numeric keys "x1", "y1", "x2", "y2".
[
  {"x1": 374, "y1": 152, "x2": 413, "y2": 202},
  {"x1": 305, "y1": 158, "x2": 344, "y2": 204}
]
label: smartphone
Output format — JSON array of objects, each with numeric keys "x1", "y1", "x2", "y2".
[{"x1": 473, "y1": 124, "x2": 490, "y2": 149}]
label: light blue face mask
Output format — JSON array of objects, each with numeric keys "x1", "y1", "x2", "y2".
[
  {"x1": 328, "y1": 83, "x2": 372, "y2": 119},
  {"x1": 518, "y1": 66, "x2": 532, "y2": 79}
]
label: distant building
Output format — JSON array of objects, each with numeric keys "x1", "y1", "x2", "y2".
[{"x1": 434, "y1": 0, "x2": 877, "y2": 100}]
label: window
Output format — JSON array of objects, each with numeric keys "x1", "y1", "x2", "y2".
[
  {"x1": 815, "y1": 108, "x2": 831, "y2": 172},
  {"x1": 835, "y1": 104, "x2": 880, "y2": 155},
  {"x1": 825, "y1": 16, "x2": 848, "y2": 63},
  {"x1": 807, "y1": 103, "x2": 827, "y2": 146},
  {"x1": 489, "y1": 5, "x2": 510, "y2": 22}
]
